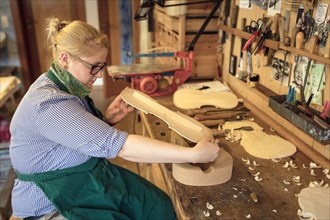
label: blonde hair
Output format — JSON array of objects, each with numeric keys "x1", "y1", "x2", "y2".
[{"x1": 46, "y1": 17, "x2": 108, "y2": 61}]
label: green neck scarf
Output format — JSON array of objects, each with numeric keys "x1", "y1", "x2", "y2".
[{"x1": 46, "y1": 62, "x2": 104, "y2": 120}]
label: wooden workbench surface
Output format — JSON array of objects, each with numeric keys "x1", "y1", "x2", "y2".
[{"x1": 140, "y1": 95, "x2": 329, "y2": 220}]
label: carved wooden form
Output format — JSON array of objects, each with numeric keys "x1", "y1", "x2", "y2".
[
  {"x1": 120, "y1": 87, "x2": 233, "y2": 186},
  {"x1": 171, "y1": 130, "x2": 233, "y2": 186}
]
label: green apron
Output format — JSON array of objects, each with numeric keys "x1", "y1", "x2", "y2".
[
  {"x1": 16, "y1": 158, "x2": 176, "y2": 220},
  {"x1": 15, "y1": 64, "x2": 176, "y2": 219}
]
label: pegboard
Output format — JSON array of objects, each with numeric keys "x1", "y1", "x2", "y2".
[{"x1": 221, "y1": 0, "x2": 330, "y2": 113}]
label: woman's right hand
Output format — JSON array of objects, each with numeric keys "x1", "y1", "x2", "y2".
[{"x1": 191, "y1": 138, "x2": 220, "y2": 163}]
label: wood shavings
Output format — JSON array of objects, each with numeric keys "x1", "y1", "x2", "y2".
[
  {"x1": 248, "y1": 166, "x2": 255, "y2": 171},
  {"x1": 225, "y1": 130, "x2": 242, "y2": 142},
  {"x1": 297, "y1": 209, "x2": 314, "y2": 220},
  {"x1": 310, "y1": 169, "x2": 316, "y2": 176},
  {"x1": 282, "y1": 161, "x2": 289, "y2": 168},
  {"x1": 297, "y1": 211, "x2": 314, "y2": 220},
  {"x1": 250, "y1": 192, "x2": 258, "y2": 203},
  {"x1": 242, "y1": 157, "x2": 250, "y2": 165},
  {"x1": 216, "y1": 210, "x2": 222, "y2": 216},
  {"x1": 309, "y1": 180, "x2": 325, "y2": 187},
  {"x1": 203, "y1": 210, "x2": 210, "y2": 217},
  {"x1": 293, "y1": 176, "x2": 301, "y2": 183},
  {"x1": 252, "y1": 172, "x2": 260, "y2": 177},
  {"x1": 283, "y1": 180, "x2": 291, "y2": 185},
  {"x1": 206, "y1": 202, "x2": 214, "y2": 210},
  {"x1": 289, "y1": 160, "x2": 298, "y2": 168},
  {"x1": 232, "y1": 187, "x2": 238, "y2": 191},
  {"x1": 271, "y1": 158, "x2": 281, "y2": 163},
  {"x1": 255, "y1": 176, "x2": 262, "y2": 182},
  {"x1": 309, "y1": 162, "x2": 321, "y2": 169},
  {"x1": 323, "y1": 169, "x2": 330, "y2": 179}
]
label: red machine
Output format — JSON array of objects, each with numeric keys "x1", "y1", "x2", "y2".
[
  {"x1": 108, "y1": 51, "x2": 193, "y2": 96},
  {"x1": 108, "y1": 0, "x2": 221, "y2": 96}
]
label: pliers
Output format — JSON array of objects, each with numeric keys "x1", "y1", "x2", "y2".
[{"x1": 243, "y1": 18, "x2": 272, "y2": 53}]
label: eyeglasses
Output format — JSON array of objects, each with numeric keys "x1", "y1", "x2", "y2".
[{"x1": 75, "y1": 56, "x2": 107, "y2": 75}]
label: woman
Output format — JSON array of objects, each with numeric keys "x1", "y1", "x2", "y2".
[{"x1": 9, "y1": 18, "x2": 219, "y2": 220}]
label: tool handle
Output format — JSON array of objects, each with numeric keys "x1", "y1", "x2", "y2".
[
  {"x1": 230, "y1": 5, "x2": 239, "y2": 28},
  {"x1": 212, "y1": 129, "x2": 226, "y2": 137},
  {"x1": 297, "y1": 105, "x2": 314, "y2": 117},
  {"x1": 272, "y1": 13, "x2": 280, "y2": 38},
  {"x1": 295, "y1": 32, "x2": 305, "y2": 49},
  {"x1": 278, "y1": 15, "x2": 285, "y2": 44},
  {"x1": 194, "y1": 113, "x2": 240, "y2": 121},
  {"x1": 284, "y1": 11, "x2": 290, "y2": 34}
]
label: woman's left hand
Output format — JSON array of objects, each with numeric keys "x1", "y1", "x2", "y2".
[{"x1": 104, "y1": 95, "x2": 134, "y2": 125}]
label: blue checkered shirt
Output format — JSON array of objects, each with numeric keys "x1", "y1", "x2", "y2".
[{"x1": 9, "y1": 74, "x2": 128, "y2": 218}]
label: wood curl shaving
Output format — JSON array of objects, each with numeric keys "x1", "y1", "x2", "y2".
[
  {"x1": 206, "y1": 202, "x2": 214, "y2": 210},
  {"x1": 310, "y1": 169, "x2": 316, "y2": 176},
  {"x1": 203, "y1": 210, "x2": 210, "y2": 217},
  {"x1": 283, "y1": 180, "x2": 291, "y2": 185},
  {"x1": 271, "y1": 158, "x2": 281, "y2": 163},
  {"x1": 216, "y1": 210, "x2": 222, "y2": 216}
]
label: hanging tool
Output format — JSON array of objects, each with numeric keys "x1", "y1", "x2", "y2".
[
  {"x1": 278, "y1": 15, "x2": 285, "y2": 44},
  {"x1": 266, "y1": 13, "x2": 280, "y2": 66},
  {"x1": 239, "y1": 18, "x2": 247, "y2": 70},
  {"x1": 243, "y1": 17, "x2": 272, "y2": 55},
  {"x1": 228, "y1": 5, "x2": 239, "y2": 76},
  {"x1": 220, "y1": 0, "x2": 232, "y2": 43},
  {"x1": 242, "y1": 19, "x2": 264, "y2": 51},
  {"x1": 284, "y1": 10, "x2": 291, "y2": 46},
  {"x1": 285, "y1": 85, "x2": 296, "y2": 106}
]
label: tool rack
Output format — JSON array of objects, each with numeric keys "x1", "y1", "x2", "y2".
[{"x1": 217, "y1": 1, "x2": 330, "y2": 163}]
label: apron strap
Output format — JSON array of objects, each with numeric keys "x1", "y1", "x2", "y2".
[{"x1": 16, "y1": 157, "x2": 100, "y2": 182}]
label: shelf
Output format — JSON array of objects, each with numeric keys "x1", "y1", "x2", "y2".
[{"x1": 218, "y1": 24, "x2": 330, "y2": 65}]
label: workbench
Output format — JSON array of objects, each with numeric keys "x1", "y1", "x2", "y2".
[{"x1": 139, "y1": 95, "x2": 329, "y2": 220}]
